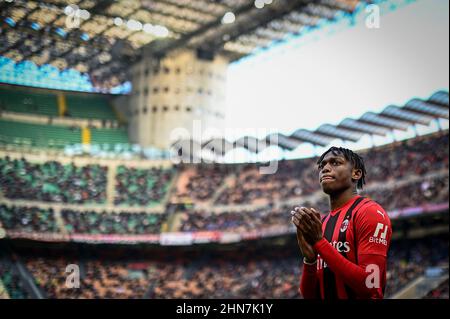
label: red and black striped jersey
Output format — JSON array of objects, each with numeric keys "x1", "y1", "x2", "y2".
[{"x1": 300, "y1": 195, "x2": 392, "y2": 299}]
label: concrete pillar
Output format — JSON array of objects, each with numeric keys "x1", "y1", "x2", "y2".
[{"x1": 127, "y1": 49, "x2": 228, "y2": 150}]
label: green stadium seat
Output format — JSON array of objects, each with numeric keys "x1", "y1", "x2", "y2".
[
  {"x1": 0, "y1": 119, "x2": 80, "y2": 149},
  {"x1": 0, "y1": 86, "x2": 59, "y2": 117},
  {"x1": 0, "y1": 86, "x2": 118, "y2": 121},
  {"x1": 0, "y1": 119, "x2": 129, "y2": 149},
  {"x1": 66, "y1": 94, "x2": 116, "y2": 121},
  {"x1": 90, "y1": 128, "x2": 129, "y2": 146}
]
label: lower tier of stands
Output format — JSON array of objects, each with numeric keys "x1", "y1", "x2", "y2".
[{"x1": 0, "y1": 235, "x2": 447, "y2": 299}]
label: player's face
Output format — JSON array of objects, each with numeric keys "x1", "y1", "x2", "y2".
[{"x1": 318, "y1": 152, "x2": 354, "y2": 195}]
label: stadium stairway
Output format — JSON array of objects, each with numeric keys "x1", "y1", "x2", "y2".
[
  {"x1": 111, "y1": 103, "x2": 128, "y2": 126},
  {"x1": 13, "y1": 256, "x2": 46, "y2": 299},
  {"x1": 106, "y1": 164, "x2": 118, "y2": 205},
  {"x1": 160, "y1": 170, "x2": 180, "y2": 207},
  {"x1": 392, "y1": 267, "x2": 449, "y2": 299},
  {"x1": 167, "y1": 212, "x2": 185, "y2": 232},
  {"x1": 53, "y1": 208, "x2": 69, "y2": 236},
  {"x1": 0, "y1": 246, "x2": 45, "y2": 299},
  {"x1": 0, "y1": 278, "x2": 9, "y2": 299},
  {"x1": 164, "y1": 204, "x2": 182, "y2": 232},
  {"x1": 143, "y1": 281, "x2": 157, "y2": 299}
]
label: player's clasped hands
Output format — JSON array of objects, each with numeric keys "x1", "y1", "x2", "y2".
[{"x1": 291, "y1": 207, "x2": 323, "y2": 247}]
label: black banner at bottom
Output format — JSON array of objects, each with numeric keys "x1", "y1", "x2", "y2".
[{"x1": 0, "y1": 299, "x2": 447, "y2": 318}]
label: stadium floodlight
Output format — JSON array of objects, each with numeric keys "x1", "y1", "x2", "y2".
[
  {"x1": 154, "y1": 25, "x2": 169, "y2": 37},
  {"x1": 143, "y1": 23, "x2": 154, "y2": 34},
  {"x1": 127, "y1": 19, "x2": 143, "y2": 31},
  {"x1": 222, "y1": 12, "x2": 236, "y2": 24},
  {"x1": 79, "y1": 10, "x2": 90, "y2": 20},
  {"x1": 114, "y1": 17, "x2": 123, "y2": 26},
  {"x1": 255, "y1": 0, "x2": 265, "y2": 9},
  {"x1": 64, "y1": 5, "x2": 76, "y2": 16}
]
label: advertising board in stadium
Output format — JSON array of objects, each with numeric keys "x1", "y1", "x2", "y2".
[{"x1": 160, "y1": 232, "x2": 193, "y2": 246}]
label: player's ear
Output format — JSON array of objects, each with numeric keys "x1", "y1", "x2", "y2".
[{"x1": 352, "y1": 168, "x2": 362, "y2": 182}]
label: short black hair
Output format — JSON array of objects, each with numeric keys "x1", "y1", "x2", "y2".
[{"x1": 317, "y1": 147, "x2": 367, "y2": 190}]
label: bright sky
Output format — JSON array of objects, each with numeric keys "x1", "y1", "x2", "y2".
[{"x1": 222, "y1": 0, "x2": 449, "y2": 162}]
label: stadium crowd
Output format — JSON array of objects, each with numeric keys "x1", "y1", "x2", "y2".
[
  {"x1": 178, "y1": 175, "x2": 448, "y2": 233},
  {"x1": 0, "y1": 157, "x2": 107, "y2": 204},
  {"x1": 215, "y1": 158, "x2": 318, "y2": 205},
  {"x1": 7, "y1": 235, "x2": 447, "y2": 299},
  {"x1": 0, "y1": 132, "x2": 446, "y2": 209},
  {"x1": 62, "y1": 210, "x2": 166, "y2": 235},
  {"x1": 424, "y1": 279, "x2": 449, "y2": 299},
  {"x1": 214, "y1": 132, "x2": 448, "y2": 205},
  {"x1": 384, "y1": 237, "x2": 449, "y2": 297},
  {"x1": 114, "y1": 166, "x2": 174, "y2": 206},
  {"x1": 172, "y1": 165, "x2": 230, "y2": 203},
  {"x1": 361, "y1": 175, "x2": 449, "y2": 212},
  {"x1": 364, "y1": 132, "x2": 449, "y2": 182},
  {"x1": 1, "y1": 173, "x2": 447, "y2": 236},
  {"x1": 26, "y1": 258, "x2": 150, "y2": 299},
  {"x1": 178, "y1": 204, "x2": 290, "y2": 233},
  {"x1": 0, "y1": 205, "x2": 58, "y2": 233}
]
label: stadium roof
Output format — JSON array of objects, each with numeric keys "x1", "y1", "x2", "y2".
[
  {"x1": 174, "y1": 91, "x2": 450, "y2": 157},
  {"x1": 0, "y1": 0, "x2": 364, "y2": 89}
]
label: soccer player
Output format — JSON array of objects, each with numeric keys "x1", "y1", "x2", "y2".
[{"x1": 291, "y1": 147, "x2": 392, "y2": 299}]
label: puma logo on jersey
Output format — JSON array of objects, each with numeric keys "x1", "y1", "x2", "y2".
[{"x1": 376, "y1": 210, "x2": 385, "y2": 219}]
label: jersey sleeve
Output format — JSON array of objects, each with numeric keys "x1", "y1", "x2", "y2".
[{"x1": 354, "y1": 203, "x2": 392, "y2": 257}]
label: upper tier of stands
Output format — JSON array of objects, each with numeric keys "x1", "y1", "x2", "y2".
[
  {"x1": 65, "y1": 95, "x2": 116, "y2": 121},
  {"x1": 0, "y1": 85, "x2": 129, "y2": 150},
  {"x1": 0, "y1": 86, "x2": 58, "y2": 117},
  {"x1": 0, "y1": 119, "x2": 128, "y2": 149},
  {"x1": 0, "y1": 85, "x2": 116, "y2": 121}
]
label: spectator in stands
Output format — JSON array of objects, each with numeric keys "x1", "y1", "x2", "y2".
[
  {"x1": 115, "y1": 166, "x2": 174, "y2": 206},
  {"x1": 15, "y1": 235, "x2": 448, "y2": 299},
  {"x1": 62, "y1": 210, "x2": 166, "y2": 235},
  {"x1": 0, "y1": 205, "x2": 58, "y2": 233},
  {"x1": 213, "y1": 132, "x2": 448, "y2": 205},
  {"x1": 0, "y1": 157, "x2": 107, "y2": 204},
  {"x1": 173, "y1": 164, "x2": 229, "y2": 202}
]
